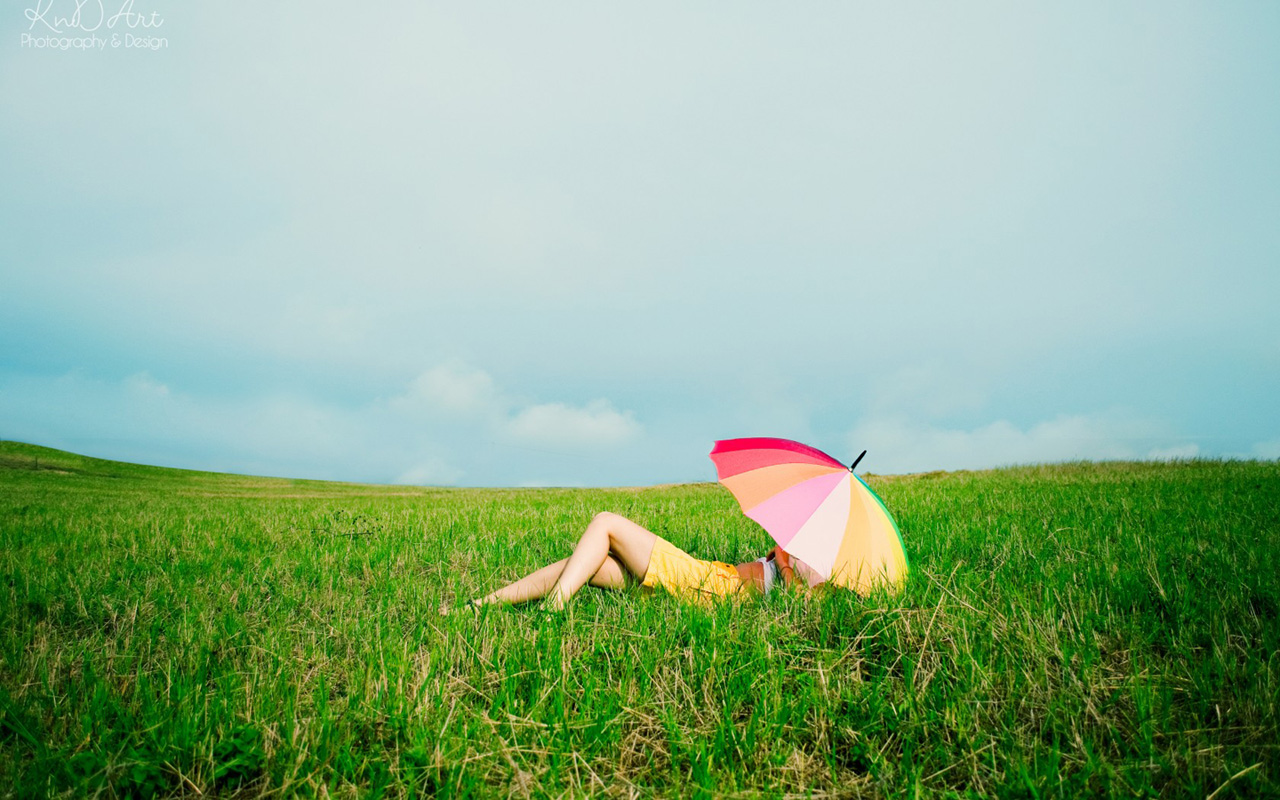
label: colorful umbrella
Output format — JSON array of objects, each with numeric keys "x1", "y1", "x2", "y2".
[{"x1": 710, "y1": 437, "x2": 908, "y2": 595}]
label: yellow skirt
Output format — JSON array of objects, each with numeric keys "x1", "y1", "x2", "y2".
[{"x1": 641, "y1": 535, "x2": 745, "y2": 601}]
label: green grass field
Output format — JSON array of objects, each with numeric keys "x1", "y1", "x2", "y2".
[{"x1": 1, "y1": 441, "x2": 1277, "y2": 798}]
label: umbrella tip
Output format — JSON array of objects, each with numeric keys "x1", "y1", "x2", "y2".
[{"x1": 849, "y1": 450, "x2": 867, "y2": 472}]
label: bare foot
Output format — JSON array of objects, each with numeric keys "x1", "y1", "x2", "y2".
[{"x1": 541, "y1": 593, "x2": 568, "y2": 612}]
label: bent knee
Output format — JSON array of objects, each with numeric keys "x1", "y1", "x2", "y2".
[{"x1": 592, "y1": 511, "x2": 625, "y2": 527}]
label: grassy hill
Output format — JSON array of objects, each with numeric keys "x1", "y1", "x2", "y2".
[{"x1": 1, "y1": 441, "x2": 1277, "y2": 798}]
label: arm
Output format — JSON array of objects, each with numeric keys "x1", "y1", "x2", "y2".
[
  {"x1": 767, "y1": 547, "x2": 824, "y2": 592},
  {"x1": 734, "y1": 551, "x2": 786, "y2": 594},
  {"x1": 768, "y1": 546, "x2": 798, "y2": 587},
  {"x1": 733, "y1": 559, "x2": 765, "y2": 593}
]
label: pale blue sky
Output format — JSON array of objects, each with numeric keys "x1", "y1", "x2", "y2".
[{"x1": 2, "y1": 2, "x2": 1278, "y2": 486}]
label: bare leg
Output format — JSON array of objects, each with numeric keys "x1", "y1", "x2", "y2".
[
  {"x1": 545, "y1": 512, "x2": 657, "y2": 610},
  {"x1": 443, "y1": 513, "x2": 657, "y2": 614},
  {"x1": 473, "y1": 555, "x2": 628, "y2": 607}
]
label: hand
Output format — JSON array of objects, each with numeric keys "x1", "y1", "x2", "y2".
[{"x1": 769, "y1": 547, "x2": 796, "y2": 584}]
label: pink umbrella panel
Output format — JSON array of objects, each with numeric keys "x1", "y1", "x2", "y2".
[{"x1": 710, "y1": 437, "x2": 909, "y2": 595}]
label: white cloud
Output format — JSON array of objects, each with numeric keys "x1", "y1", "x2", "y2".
[
  {"x1": 1253, "y1": 439, "x2": 1280, "y2": 460},
  {"x1": 391, "y1": 361, "x2": 500, "y2": 416},
  {"x1": 0, "y1": 370, "x2": 361, "y2": 478},
  {"x1": 848, "y1": 412, "x2": 1186, "y2": 474},
  {"x1": 0, "y1": 361, "x2": 645, "y2": 485},
  {"x1": 505, "y1": 399, "x2": 641, "y2": 449},
  {"x1": 395, "y1": 460, "x2": 464, "y2": 486},
  {"x1": 125, "y1": 372, "x2": 170, "y2": 398},
  {"x1": 517, "y1": 479, "x2": 556, "y2": 488},
  {"x1": 1147, "y1": 444, "x2": 1200, "y2": 460}
]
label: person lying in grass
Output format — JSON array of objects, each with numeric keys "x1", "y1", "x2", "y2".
[{"x1": 443, "y1": 512, "x2": 823, "y2": 613}]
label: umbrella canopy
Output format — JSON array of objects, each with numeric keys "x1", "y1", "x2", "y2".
[{"x1": 710, "y1": 437, "x2": 908, "y2": 595}]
